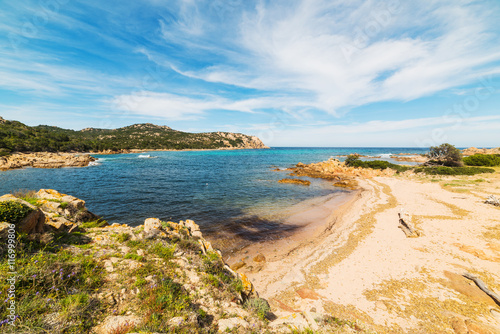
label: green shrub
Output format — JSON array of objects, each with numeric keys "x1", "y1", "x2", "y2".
[
  {"x1": 115, "y1": 233, "x2": 131, "y2": 243},
  {"x1": 81, "y1": 219, "x2": 108, "y2": 228},
  {"x1": 136, "y1": 276, "x2": 194, "y2": 332},
  {"x1": 463, "y1": 154, "x2": 500, "y2": 167},
  {"x1": 0, "y1": 201, "x2": 34, "y2": 224},
  {"x1": 344, "y1": 156, "x2": 410, "y2": 172},
  {"x1": 18, "y1": 197, "x2": 41, "y2": 207},
  {"x1": 59, "y1": 202, "x2": 69, "y2": 210},
  {"x1": 149, "y1": 242, "x2": 175, "y2": 261},
  {"x1": 413, "y1": 166, "x2": 495, "y2": 175},
  {"x1": 244, "y1": 298, "x2": 271, "y2": 320},
  {"x1": 124, "y1": 253, "x2": 143, "y2": 262},
  {"x1": 0, "y1": 148, "x2": 11, "y2": 156},
  {"x1": 344, "y1": 154, "x2": 361, "y2": 166}
]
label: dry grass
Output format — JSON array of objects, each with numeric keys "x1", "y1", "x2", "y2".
[
  {"x1": 483, "y1": 223, "x2": 500, "y2": 240},
  {"x1": 363, "y1": 272, "x2": 493, "y2": 333}
]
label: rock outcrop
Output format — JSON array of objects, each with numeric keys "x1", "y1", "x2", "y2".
[
  {"x1": 0, "y1": 190, "x2": 275, "y2": 334},
  {"x1": 0, "y1": 189, "x2": 101, "y2": 239},
  {"x1": 286, "y1": 158, "x2": 400, "y2": 189},
  {"x1": 213, "y1": 131, "x2": 269, "y2": 149},
  {"x1": 278, "y1": 178, "x2": 311, "y2": 186},
  {"x1": 462, "y1": 147, "x2": 500, "y2": 156},
  {"x1": 0, "y1": 152, "x2": 96, "y2": 171}
]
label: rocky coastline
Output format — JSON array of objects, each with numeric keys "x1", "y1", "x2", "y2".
[
  {"x1": 0, "y1": 152, "x2": 96, "y2": 171},
  {"x1": 0, "y1": 189, "x2": 274, "y2": 333},
  {"x1": 1, "y1": 189, "x2": 363, "y2": 333}
]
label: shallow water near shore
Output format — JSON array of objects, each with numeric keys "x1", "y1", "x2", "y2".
[{"x1": 0, "y1": 147, "x2": 427, "y2": 248}]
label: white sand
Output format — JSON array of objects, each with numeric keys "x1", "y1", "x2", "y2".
[{"x1": 230, "y1": 172, "x2": 500, "y2": 333}]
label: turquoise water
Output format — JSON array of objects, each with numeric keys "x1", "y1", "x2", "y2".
[{"x1": 0, "y1": 147, "x2": 427, "y2": 239}]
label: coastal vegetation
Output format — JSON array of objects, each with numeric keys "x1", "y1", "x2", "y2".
[
  {"x1": 0, "y1": 201, "x2": 34, "y2": 224},
  {"x1": 412, "y1": 166, "x2": 495, "y2": 175},
  {"x1": 426, "y1": 143, "x2": 463, "y2": 167},
  {"x1": 344, "y1": 155, "x2": 411, "y2": 173},
  {"x1": 343, "y1": 143, "x2": 496, "y2": 176},
  {"x1": 0, "y1": 116, "x2": 267, "y2": 153},
  {"x1": 0, "y1": 190, "x2": 290, "y2": 333},
  {"x1": 463, "y1": 153, "x2": 500, "y2": 167}
]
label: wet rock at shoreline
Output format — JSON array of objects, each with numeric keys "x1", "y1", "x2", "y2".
[
  {"x1": 278, "y1": 178, "x2": 311, "y2": 186},
  {"x1": 288, "y1": 158, "x2": 395, "y2": 189}
]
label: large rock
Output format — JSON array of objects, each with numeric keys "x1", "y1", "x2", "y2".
[
  {"x1": 0, "y1": 152, "x2": 96, "y2": 171},
  {"x1": 45, "y1": 216, "x2": 80, "y2": 233},
  {"x1": 182, "y1": 219, "x2": 203, "y2": 238},
  {"x1": 0, "y1": 222, "x2": 11, "y2": 239},
  {"x1": 35, "y1": 189, "x2": 99, "y2": 223}
]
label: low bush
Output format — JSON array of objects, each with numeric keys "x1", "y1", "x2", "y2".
[
  {"x1": 115, "y1": 232, "x2": 131, "y2": 243},
  {"x1": 149, "y1": 242, "x2": 175, "y2": 261},
  {"x1": 244, "y1": 298, "x2": 271, "y2": 320},
  {"x1": 344, "y1": 155, "x2": 411, "y2": 172},
  {"x1": 0, "y1": 201, "x2": 34, "y2": 224},
  {"x1": 136, "y1": 275, "x2": 194, "y2": 332},
  {"x1": 463, "y1": 154, "x2": 500, "y2": 167},
  {"x1": 413, "y1": 166, "x2": 495, "y2": 175},
  {"x1": 202, "y1": 252, "x2": 244, "y2": 295}
]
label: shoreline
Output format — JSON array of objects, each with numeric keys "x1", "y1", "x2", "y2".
[
  {"x1": 0, "y1": 147, "x2": 271, "y2": 171},
  {"x1": 232, "y1": 167, "x2": 500, "y2": 332},
  {"x1": 221, "y1": 189, "x2": 358, "y2": 266}
]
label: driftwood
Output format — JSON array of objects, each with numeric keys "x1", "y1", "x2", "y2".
[
  {"x1": 463, "y1": 273, "x2": 500, "y2": 307},
  {"x1": 485, "y1": 195, "x2": 500, "y2": 207},
  {"x1": 398, "y1": 212, "x2": 419, "y2": 238}
]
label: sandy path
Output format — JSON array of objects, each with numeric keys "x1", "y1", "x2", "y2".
[{"x1": 236, "y1": 174, "x2": 500, "y2": 333}]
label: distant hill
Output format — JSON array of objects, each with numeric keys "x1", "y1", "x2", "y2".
[{"x1": 0, "y1": 116, "x2": 268, "y2": 153}]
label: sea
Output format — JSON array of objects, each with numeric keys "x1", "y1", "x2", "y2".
[{"x1": 0, "y1": 147, "x2": 428, "y2": 246}]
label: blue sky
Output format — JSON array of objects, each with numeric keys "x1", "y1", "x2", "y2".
[{"x1": 1, "y1": 0, "x2": 499, "y2": 147}]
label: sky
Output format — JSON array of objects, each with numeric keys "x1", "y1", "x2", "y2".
[{"x1": 1, "y1": 0, "x2": 500, "y2": 147}]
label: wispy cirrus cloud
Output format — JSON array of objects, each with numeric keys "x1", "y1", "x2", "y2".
[{"x1": 152, "y1": 0, "x2": 500, "y2": 116}]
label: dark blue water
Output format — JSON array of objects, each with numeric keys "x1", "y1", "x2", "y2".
[{"x1": 0, "y1": 147, "x2": 427, "y2": 239}]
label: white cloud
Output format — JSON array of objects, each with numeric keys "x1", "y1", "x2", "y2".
[
  {"x1": 265, "y1": 115, "x2": 500, "y2": 147},
  {"x1": 111, "y1": 91, "x2": 327, "y2": 120},
  {"x1": 160, "y1": 0, "x2": 500, "y2": 115}
]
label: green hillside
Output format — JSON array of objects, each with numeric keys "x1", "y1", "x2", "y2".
[{"x1": 0, "y1": 117, "x2": 267, "y2": 153}]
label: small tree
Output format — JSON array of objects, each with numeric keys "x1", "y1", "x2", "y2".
[
  {"x1": 427, "y1": 143, "x2": 463, "y2": 167},
  {"x1": 344, "y1": 154, "x2": 360, "y2": 166}
]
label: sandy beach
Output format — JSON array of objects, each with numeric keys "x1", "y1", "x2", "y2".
[{"x1": 228, "y1": 168, "x2": 500, "y2": 333}]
